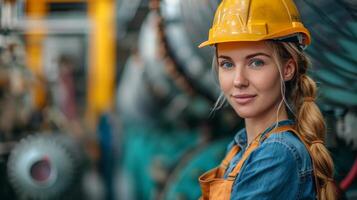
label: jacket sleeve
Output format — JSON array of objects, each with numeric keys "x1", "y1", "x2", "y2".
[{"x1": 230, "y1": 140, "x2": 301, "y2": 200}]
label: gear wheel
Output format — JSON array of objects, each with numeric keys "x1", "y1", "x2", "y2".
[{"x1": 7, "y1": 134, "x2": 77, "y2": 200}]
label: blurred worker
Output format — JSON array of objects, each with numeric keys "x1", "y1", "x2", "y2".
[
  {"x1": 198, "y1": 0, "x2": 337, "y2": 199},
  {"x1": 57, "y1": 54, "x2": 77, "y2": 121}
]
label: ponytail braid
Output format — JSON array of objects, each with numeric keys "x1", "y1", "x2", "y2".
[
  {"x1": 295, "y1": 74, "x2": 336, "y2": 200},
  {"x1": 268, "y1": 41, "x2": 337, "y2": 200}
]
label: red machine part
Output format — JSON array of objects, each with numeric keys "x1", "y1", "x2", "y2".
[{"x1": 340, "y1": 157, "x2": 357, "y2": 191}]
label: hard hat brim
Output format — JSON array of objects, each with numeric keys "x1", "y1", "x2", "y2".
[{"x1": 198, "y1": 27, "x2": 311, "y2": 48}]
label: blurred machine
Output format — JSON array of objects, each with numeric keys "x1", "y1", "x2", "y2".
[
  {"x1": 0, "y1": 0, "x2": 356, "y2": 200},
  {"x1": 0, "y1": 0, "x2": 117, "y2": 199},
  {"x1": 7, "y1": 134, "x2": 84, "y2": 199}
]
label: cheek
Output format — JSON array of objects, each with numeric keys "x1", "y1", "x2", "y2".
[
  {"x1": 218, "y1": 71, "x2": 233, "y2": 93},
  {"x1": 252, "y1": 68, "x2": 281, "y2": 96}
]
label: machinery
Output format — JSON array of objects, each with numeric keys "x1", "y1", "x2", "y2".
[
  {"x1": 0, "y1": 0, "x2": 355, "y2": 199},
  {"x1": 0, "y1": 0, "x2": 117, "y2": 199}
]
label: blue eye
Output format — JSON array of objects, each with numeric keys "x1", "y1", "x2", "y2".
[
  {"x1": 219, "y1": 61, "x2": 234, "y2": 69},
  {"x1": 249, "y1": 59, "x2": 264, "y2": 68}
]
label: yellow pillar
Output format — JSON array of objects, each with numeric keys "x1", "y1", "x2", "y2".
[
  {"x1": 25, "y1": 0, "x2": 47, "y2": 110},
  {"x1": 87, "y1": 0, "x2": 116, "y2": 125}
]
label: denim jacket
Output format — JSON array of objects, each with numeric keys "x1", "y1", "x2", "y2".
[{"x1": 224, "y1": 120, "x2": 316, "y2": 200}]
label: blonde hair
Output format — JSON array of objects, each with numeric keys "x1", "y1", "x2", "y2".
[
  {"x1": 209, "y1": 53, "x2": 227, "y2": 116},
  {"x1": 267, "y1": 41, "x2": 337, "y2": 200},
  {"x1": 211, "y1": 41, "x2": 337, "y2": 199}
]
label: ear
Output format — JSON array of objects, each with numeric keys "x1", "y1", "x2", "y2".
[{"x1": 283, "y1": 59, "x2": 296, "y2": 81}]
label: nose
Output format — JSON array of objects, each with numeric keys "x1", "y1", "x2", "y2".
[{"x1": 233, "y1": 66, "x2": 249, "y2": 88}]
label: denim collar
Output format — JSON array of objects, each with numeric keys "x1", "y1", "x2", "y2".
[{"x1": 234, "y1": 119, "x2": 295, "y2": 149}]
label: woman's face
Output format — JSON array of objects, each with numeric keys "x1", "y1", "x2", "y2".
[{"x1": 217, "y1": 41, "x2": 288, "y2": 119}]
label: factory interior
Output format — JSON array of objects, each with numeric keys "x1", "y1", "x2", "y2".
[{"x1": 0, "y1": 0, "x2": 356, "y2": 199}]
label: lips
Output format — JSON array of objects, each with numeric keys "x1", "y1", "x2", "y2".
[{"x1": 231, "y1": 94, "x2": 257, "y2": 104}]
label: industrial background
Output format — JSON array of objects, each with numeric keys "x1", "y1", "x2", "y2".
[{"x1": 0, "y1": 0, "x2": 356, "y2": 199}]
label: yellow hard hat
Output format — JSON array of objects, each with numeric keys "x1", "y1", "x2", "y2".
[{"x1": 199, "y1": 0, "x2": 311, "y2": 48}]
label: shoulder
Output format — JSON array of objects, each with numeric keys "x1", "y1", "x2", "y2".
[
  {"x1": 260, "y1": 130, "x2": 313, "y2": 173},
  {"x1": 231, "y1": 130, "x2": 315, "y2": 199},
  {"x1": 233, "y1": 133, "x2": 303, "y2": 196}
]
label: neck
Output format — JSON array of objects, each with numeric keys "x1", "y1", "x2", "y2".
[{"x1": 244, "y1": 103, "x2": 289, "y2": 145}]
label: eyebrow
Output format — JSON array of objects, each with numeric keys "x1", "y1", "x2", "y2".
[{"x1": 217, "y1": 52, "x2": 271, "y2": 60}]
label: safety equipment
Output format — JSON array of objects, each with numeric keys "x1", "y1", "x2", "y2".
[{"x1": 199, "y1": 0, "x2": 311, "y2": 48}]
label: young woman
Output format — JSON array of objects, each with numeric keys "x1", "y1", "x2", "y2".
[{"x1": 198, "y1": 0, "x2": 336, "y2": 199}]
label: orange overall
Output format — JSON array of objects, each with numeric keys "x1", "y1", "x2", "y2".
[{"x1": 198, "y1": 125, "x2": 317, "y2": 200}]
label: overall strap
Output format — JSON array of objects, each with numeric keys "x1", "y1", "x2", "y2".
[
  {"x1": 227, "y1": 125, "x2": 294, "y2": 180},
  {"x1": 220, "y1": 145, "x2": 240, "y2": 169}
]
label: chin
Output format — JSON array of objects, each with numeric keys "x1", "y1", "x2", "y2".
[
  {"x1": 233, "y1": 107, "x2": 259, "y2": 119},
  {"x1": 228, "y1": 98, "x2": 262, "y2": 119}
]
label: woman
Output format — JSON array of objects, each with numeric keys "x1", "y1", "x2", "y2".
[{"x1": 198, "y1": 0, "x2": 336, "y2": 199}]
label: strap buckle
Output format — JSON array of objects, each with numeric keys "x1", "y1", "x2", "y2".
[{"x1": 227, "y1": 174, "x2": 237, "y2": 181}]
